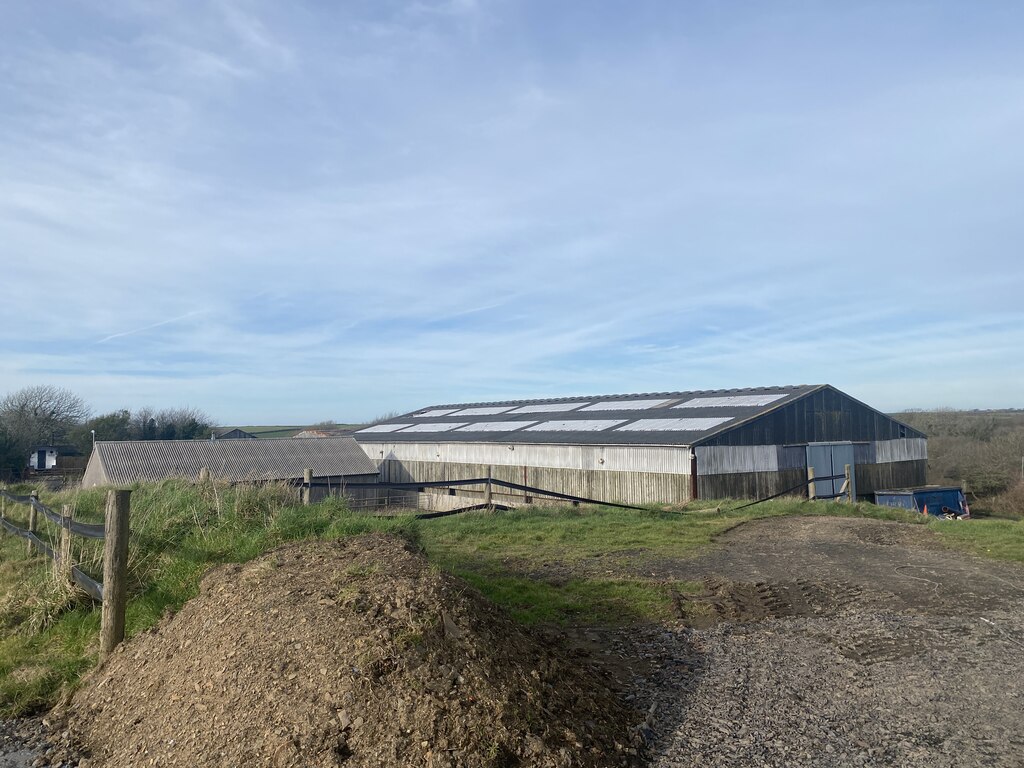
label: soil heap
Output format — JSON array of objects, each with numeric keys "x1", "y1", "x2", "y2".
[{"x1": 62, "y1": 535, "x2": 643, "y2": 767}]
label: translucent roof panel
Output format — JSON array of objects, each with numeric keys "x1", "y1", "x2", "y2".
[
  {"x1": 675, "y1": 394, "x2": 788, "y2": 408},
  {"x1": 524, "y1": 419, "x2": 627, "y2": 432},
  {"x1": 454, "y1": 421, "x2": 536, "y2": 432},
  {"x1": 508, "y1": 403, "x2": 590, "y2": 414},
  {"x1": 396, "y1": 423, "x2": 468, "y2": 433},
  {"x1": 451, "y1": 406, "x2": 516, "y2": 416},
  {"x1": 354, "y1": 385, "x2": 828, "y2": 445},
  {"x1": 579, "y1": 399, "x2": 675, "y2": 411},
  {"x1": 617, "y1": 417, "x2": 734, "y2": 432},
  {"x1": 357, "y1": 423, "x2": 414, "y2": 433}
]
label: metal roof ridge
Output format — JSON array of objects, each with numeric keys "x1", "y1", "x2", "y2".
[{"x1": 420, "y1": 384, "x2": 819, "y2": 411}]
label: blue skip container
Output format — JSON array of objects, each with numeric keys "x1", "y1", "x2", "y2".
[{"x1": 874, "y1": 486, "x2": 969, "y2": 518}]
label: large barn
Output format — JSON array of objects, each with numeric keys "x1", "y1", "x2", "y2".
[{"x1": 354, "y1": 385, "x2": 926, "y2": 507}]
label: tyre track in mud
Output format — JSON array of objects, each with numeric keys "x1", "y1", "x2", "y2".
[{"x1": 630, "y1": 516, "x2": 1024, "y2": 767}]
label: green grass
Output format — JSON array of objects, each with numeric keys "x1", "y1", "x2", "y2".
[
  {"x1": 452, "y1": 572, "x2": 680, "y2": 625},
  {"x1": 416, "y1": 498, "x2": 924, "y2": 575},
  {"x1": 0, "y1": 480, "x2": 416, "y2": 716},
  {"x1": 413, "y1": 498, "x2": 927, "y2": 629},
  {"x1": 928, "y1": 517, "x2": 1024, "y2": 563},
  {"x1": 0, "y1": 481, "x2": 1020, "y2": 716}
]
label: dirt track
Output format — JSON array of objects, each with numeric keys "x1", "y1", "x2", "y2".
[
  {"x1": 612, "y1": 516, "x2": 1024, "y2": 767},
  {"x1": 664, "y1": 515, "x2": 1024, "y2": 619}
]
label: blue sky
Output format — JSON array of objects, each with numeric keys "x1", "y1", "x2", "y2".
[{"x1": 2, "y1": 1, "x2": 1022, "y2": 424}]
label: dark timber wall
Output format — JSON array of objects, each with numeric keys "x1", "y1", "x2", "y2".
[
  {"x1": 698, "y1": 468, "x2": 807, "y2": 501},
  {"x1": 855, "y1": 459, "x2": 929, "y2": 496},
  {"x1": 700, "y1": 387, "x2": 925, "y2": 447},
  {"x1": 696, "y1": 388, "x2": 928, "y2": 497}
]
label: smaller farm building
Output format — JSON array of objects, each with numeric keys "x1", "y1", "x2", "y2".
[
  {"x1": 354, "y1": 384, "x2": 927, "y2": 507},
  {"x1": 82, "y1": 437, "x2": 378, "y2": 494},
  {"x1": 28, "y1": 444, "x2": 83, "y2": 472},
  {"x1": 212, "y1": 428, "x2": 258, "y2": 440}
]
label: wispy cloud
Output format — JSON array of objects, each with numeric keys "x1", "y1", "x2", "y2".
[
  {"x1": 215, "y1": 0, "x2": 295, "y2": 69},
  {"x1": 1, "y1": 1, "x2": 1022, "y2": 421},
  {"x1": 94, "y1": 311, "x2": 208, "y2": 345}
]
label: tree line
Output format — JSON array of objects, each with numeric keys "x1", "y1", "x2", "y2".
[
  {"x1": 0, "y1": 385, "x2": 214, "y2": 479},
  {"x1": 895, "y1": 408, "x2": 1024, "y2": 517}
]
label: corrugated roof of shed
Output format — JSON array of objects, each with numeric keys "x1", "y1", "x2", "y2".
[
  {"x1": 85, "y1": 437, "x2": 377, "y2": 486},
  {"x1": 355, "y1": 385, "x2": 824, "y2": 446}
]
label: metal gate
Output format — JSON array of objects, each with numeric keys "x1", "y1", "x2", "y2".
[{"x1": 806, "y1": 443, "x2": 856, "y2": 499}]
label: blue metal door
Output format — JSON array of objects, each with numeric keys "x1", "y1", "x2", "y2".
[{"x1": 806, "y1": 443, "x2": 856, "y2": 499}]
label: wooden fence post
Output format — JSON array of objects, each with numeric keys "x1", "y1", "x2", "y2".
[
  {"x1": 484, "y1": 466, "x2": 493, "y2": 508},
  {"x1": 303, "y1": 469, "x2": 312, "y2": 505},
  {"x1": 57, "y1": 504, "x2": 73, "y2": 587},
  {"x1": 807, "y1": 467, "x2": 816, "y2": 500},
  {"x1": 844, "y1": 464, "x2": 853, "y2": 503},
  {"x1": 27, "y1": 491, "x2": 38, "y2": 556},
  {"x1": 101, "y1": 489, "x2": 131, "y2": 657}
]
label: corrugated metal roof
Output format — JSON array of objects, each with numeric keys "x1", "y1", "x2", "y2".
[
  {"x1": 85, "y1": 437, "x2": 377, "y2": 486},
  {"x1": 356, "y1": 385, "x2": 823, "y2": 446}
]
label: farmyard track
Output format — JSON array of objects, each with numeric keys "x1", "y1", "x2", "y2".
[{"x1": 620, "y1": 516, "x2": 1024, "y2": 767}]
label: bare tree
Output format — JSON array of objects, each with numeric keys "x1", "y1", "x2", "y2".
[
  {"x1": 0, "y1": 385, "x2": 91, "y2": 460},
  {"x1": 152, "y1": 407, "x2": 214, "y2": 440},
  {"x1": 130, "y1": 406, "x2": 158, "y2": 440},
  {"x1": 309, "y1": 420, "x2": 340, "y2": 429},
  {"x1": 366, "y1": 411, "x2": 401, "y2": 426},
  {"x1": 127, "y1": 406, "x2": 214, "y2": 440}
]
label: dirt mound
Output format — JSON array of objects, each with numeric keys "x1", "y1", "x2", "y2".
[{"x1": 61, "y1": 535, "x2": 643, "y2": 767}]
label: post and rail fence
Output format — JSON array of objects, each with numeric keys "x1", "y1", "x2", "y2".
[
  {"x1": 300, "y1": 465, "x2": 856, "y2": 517},
  {"x1": 0, "y1": 488, "x2": 130, "y2": 656},
  {"x1": 806, "y1": 464, "x2": 854, "y2": 503},
  {"x1": 298, "y1": 469, "x2": 648, "y2": 515}
]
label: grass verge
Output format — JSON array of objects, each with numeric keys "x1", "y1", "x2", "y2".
[
  {"x1": 0, "y1": 479, "x2": 415, "y2": 716},
  {"x1": 928, "y1": 518, "x2": 1024, "y2": 563}
]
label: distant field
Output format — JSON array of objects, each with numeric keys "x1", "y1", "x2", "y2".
[
  {"x1": 223, "y1": 425, "x2": 366, "y2": 438},
  {"x1": 228, "y1": 425, "x2": 303, "y2": 437}
]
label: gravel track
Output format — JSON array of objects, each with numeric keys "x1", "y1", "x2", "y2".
[
  {"x1": 0, "y1": 718, "x2": 78, "y2": 768},
  {"x1": 613, "y1": 516, "x2": 1024, "y2": 767},
  {"x1": 606, "y1": 610, "x2": 1024, "y2": 768}
]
